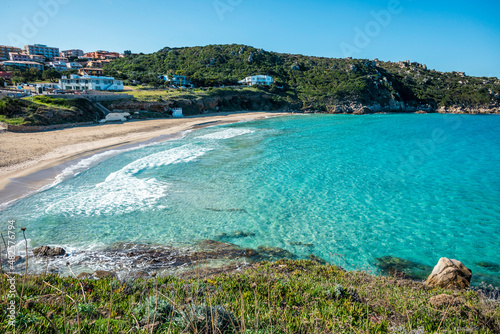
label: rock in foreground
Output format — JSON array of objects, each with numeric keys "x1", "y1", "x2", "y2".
[
  {"x1": 33, "y1": 246, "x2": 66, "y2": 257},
  {"x1": 425, "y1": 257, "x2": 472, "y2": 290}
]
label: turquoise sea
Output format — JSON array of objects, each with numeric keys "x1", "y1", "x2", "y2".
[{"x1": 1, "y1": 114, "x2": 499, "y2": 286}]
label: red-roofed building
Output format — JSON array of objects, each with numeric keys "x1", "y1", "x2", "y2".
[{"x1": 0, "y1": 71, "x2": 13, "y2": 84}]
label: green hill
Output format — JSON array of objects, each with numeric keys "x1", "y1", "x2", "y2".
[{"x1": 104, "y1": 44, "x2": 500, "y2": 113}]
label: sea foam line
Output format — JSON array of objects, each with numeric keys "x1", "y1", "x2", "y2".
[{"x1": 196, "y1": 128, "x2": 255, "y2": 140}]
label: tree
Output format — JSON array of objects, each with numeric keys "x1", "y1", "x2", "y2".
[{"x1": 42, "y1": 68, "x2": 61, "y2": 83}]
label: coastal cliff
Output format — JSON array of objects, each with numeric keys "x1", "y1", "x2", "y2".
[{"x1": 104, "y1": 44, "x2": 500, "y2": 114}]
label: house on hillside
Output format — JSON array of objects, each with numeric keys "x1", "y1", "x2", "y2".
[
  {"x1": 66, "y1": 62, "x2": 83, "y2": 70},
  {"x1": 79, "y1": 68, "x2": 104, "y2": 76},
  {"x1": 48, "y1": 61, "x2": 68, "y2": 71},
  {"x1": 160, "y1": 75, "x2": 192, "y2": 87},
  {"x1": 239, "y1": 75, "x2": 274, "y2": 86}
]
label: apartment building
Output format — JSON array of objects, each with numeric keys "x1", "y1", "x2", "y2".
[
  {"x1": 60, "y1": 49, "x2": 84, "y2": 58},
  {"x1": 0, "y1": 45, "x2": 22, "y2": 60},
  {"x1": 24, "y1": 44, "x2": 60, "y2": 60}
]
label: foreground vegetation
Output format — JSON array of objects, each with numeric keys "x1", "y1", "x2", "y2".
[{"x1": 1, "y1": 260, "x2": 499, "y2": 333}]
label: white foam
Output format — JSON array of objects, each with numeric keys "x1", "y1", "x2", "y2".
[
  {"x1": 45, "y1": 144, "x2": 212, "y2": 216},
  {"x1": 106, "y1": 144, "x2": 212, "y2": 181},
  {"x1": 196, "y1": 128, "x2": 254, "y2": 140},
  {"x1": 45, "y1": 177, "x2": 167, "y2": 216}
]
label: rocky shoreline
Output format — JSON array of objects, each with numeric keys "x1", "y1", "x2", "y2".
[
  {"x1": 107, "y1": 96, "x2": 500, "y2": 117},
  {"x1": 5, "y1": 238, "x2": 498, "y2": 294}
]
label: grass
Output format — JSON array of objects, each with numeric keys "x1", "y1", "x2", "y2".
[
  {"x1": 1, "y1": 260, "x2": 499, "y2": 333},
  {"x1": 0, "y1": 114, "x2": 26, "y2": 125},
  {"x1": 116, "y1": 86, "x2": 266, "y2": 102}
]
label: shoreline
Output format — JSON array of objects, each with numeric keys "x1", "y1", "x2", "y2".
[{"x1": 0, "y1": 111, "x2": 290, "y2": 208}]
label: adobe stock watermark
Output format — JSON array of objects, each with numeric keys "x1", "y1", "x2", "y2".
[
  {"x1": 340, "y1": 0, "x2": 404, "y2": 58},
  {"x1": 5, "y1": 220, "x2": 18, "y2": 328},
  {"x1": 213, "y1": 0, "x2": 243, "y2": 22},
  {"x1": 8, "y1": 0, "x2": 72, "y2": 47}
]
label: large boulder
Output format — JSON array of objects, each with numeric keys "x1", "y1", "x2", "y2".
[{"x1": 425, "y1": 258, "x2": 472, "y2": 290}]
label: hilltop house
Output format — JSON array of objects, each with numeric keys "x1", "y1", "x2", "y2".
[
  {"x1": 239, "y1": 75, "x2": 274, "y2": 86},
  {"x1": 59, "y1": 74, "x2": 123, "y2": 91},
  {"x1": 9, "y1": 53, "x2": 45, "y2": 62}
]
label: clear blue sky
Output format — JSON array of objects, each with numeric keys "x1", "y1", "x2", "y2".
[{"x1": 1, "y1": 0, "x2": 499, "y2": 77}]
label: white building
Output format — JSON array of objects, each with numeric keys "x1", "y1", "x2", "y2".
[
  {"x1": 172, "y1": 108, "x2": 183, "y2": 117},
  {"x1": 66, "y1": 62, "x2": 83, "y2": 70},
  {"x1": 59, "y1": 74, "x2": 123, "y2": 91},
  {"x1": 239, "y1": 75, "x2": 274, "y2": 86},
  {"x1": 49, "y1": 61, "x2": 68, "y2": 71},
  {"x1": 35, "y1": 82, "x2": 60, "y2": 90}
]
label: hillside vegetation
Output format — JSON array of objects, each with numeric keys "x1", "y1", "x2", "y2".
[
  {"x1": 0, "y1": 96, "x2": 104, "y2": 126},
  {"x1": 104, "y1": 44, "x2": 500, "y2": 113}
]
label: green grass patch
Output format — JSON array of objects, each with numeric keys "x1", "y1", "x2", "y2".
[
  {"x1": 1, "y1": 260, "x2": 499, "y2": 333},
  {"x1": 0, "y1": 114, "x2": 26, "y2": 125}
]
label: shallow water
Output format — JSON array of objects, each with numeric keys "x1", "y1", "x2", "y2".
[{"x1": 1, "y1": 114, "x2": 499, "y2": 286}]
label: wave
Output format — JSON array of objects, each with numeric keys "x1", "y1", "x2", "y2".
[
  {"x1": 45, "y1": 144, "x2": 212, "y2": 216},
  {"x1": 196, "y1": 128, "x2": 254, "y2": 140}
]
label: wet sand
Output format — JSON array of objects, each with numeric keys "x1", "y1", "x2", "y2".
[{"x1": 0, "y1": 111, "x2": 289, "y2": 206}]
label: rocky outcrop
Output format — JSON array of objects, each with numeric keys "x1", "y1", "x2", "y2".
[
  {"x1": 437, "y1": 105, "x2": 500, "y2": 114},
  {"x1": 93, "y1": 270, "x2": 117, "y2": 279},
  {"x1": 425, "y1": 258, "x2": 472, "y2": 290},
  {"x1": 109, "y1": 92, "x2": 300, "y2": 116},
  {"x1": 33, "y1": 246, "x2": 66, "y2": 257}
]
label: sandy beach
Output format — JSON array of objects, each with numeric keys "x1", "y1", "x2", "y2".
[{"x1": 0, "y1": 111, "x2": 289, "y2": 204}]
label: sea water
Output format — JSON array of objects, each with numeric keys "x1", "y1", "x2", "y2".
[{"x1": 1, "y1": 114, "x2": 499, "y2": 286}]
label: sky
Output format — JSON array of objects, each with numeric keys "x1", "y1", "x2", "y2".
[{"x1": 1, "y1": 0, "x2": 499, "y2": 78}]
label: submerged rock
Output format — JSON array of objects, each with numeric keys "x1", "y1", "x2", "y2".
[
  {"x1": 375, "y1": 256, "x2": 432, "y2": 280},
  {"x1": 215, "y1": 230, "x2": 256, "y2": 240},
  {"x1": 287, "y1": 241, "x2": 313, "y2": 247},
  {"x1": 425, "y1": 258, "x2": 472, "y2": 290},
  {"x1": 309, "y1": 254, "x2": 328, "y2": 265},
  {"x1": 255, "y1": 246, "x2": 296, "y2": 261},
  {"x1": 476, "y1": 261, "x2": 500, "y2": 270},
  {"x1": 33, "y1": 246, "x2": 66, "y2": 257},
  {"x1": 205, "y1": 208, "x2": 247, "y2": 213}
]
